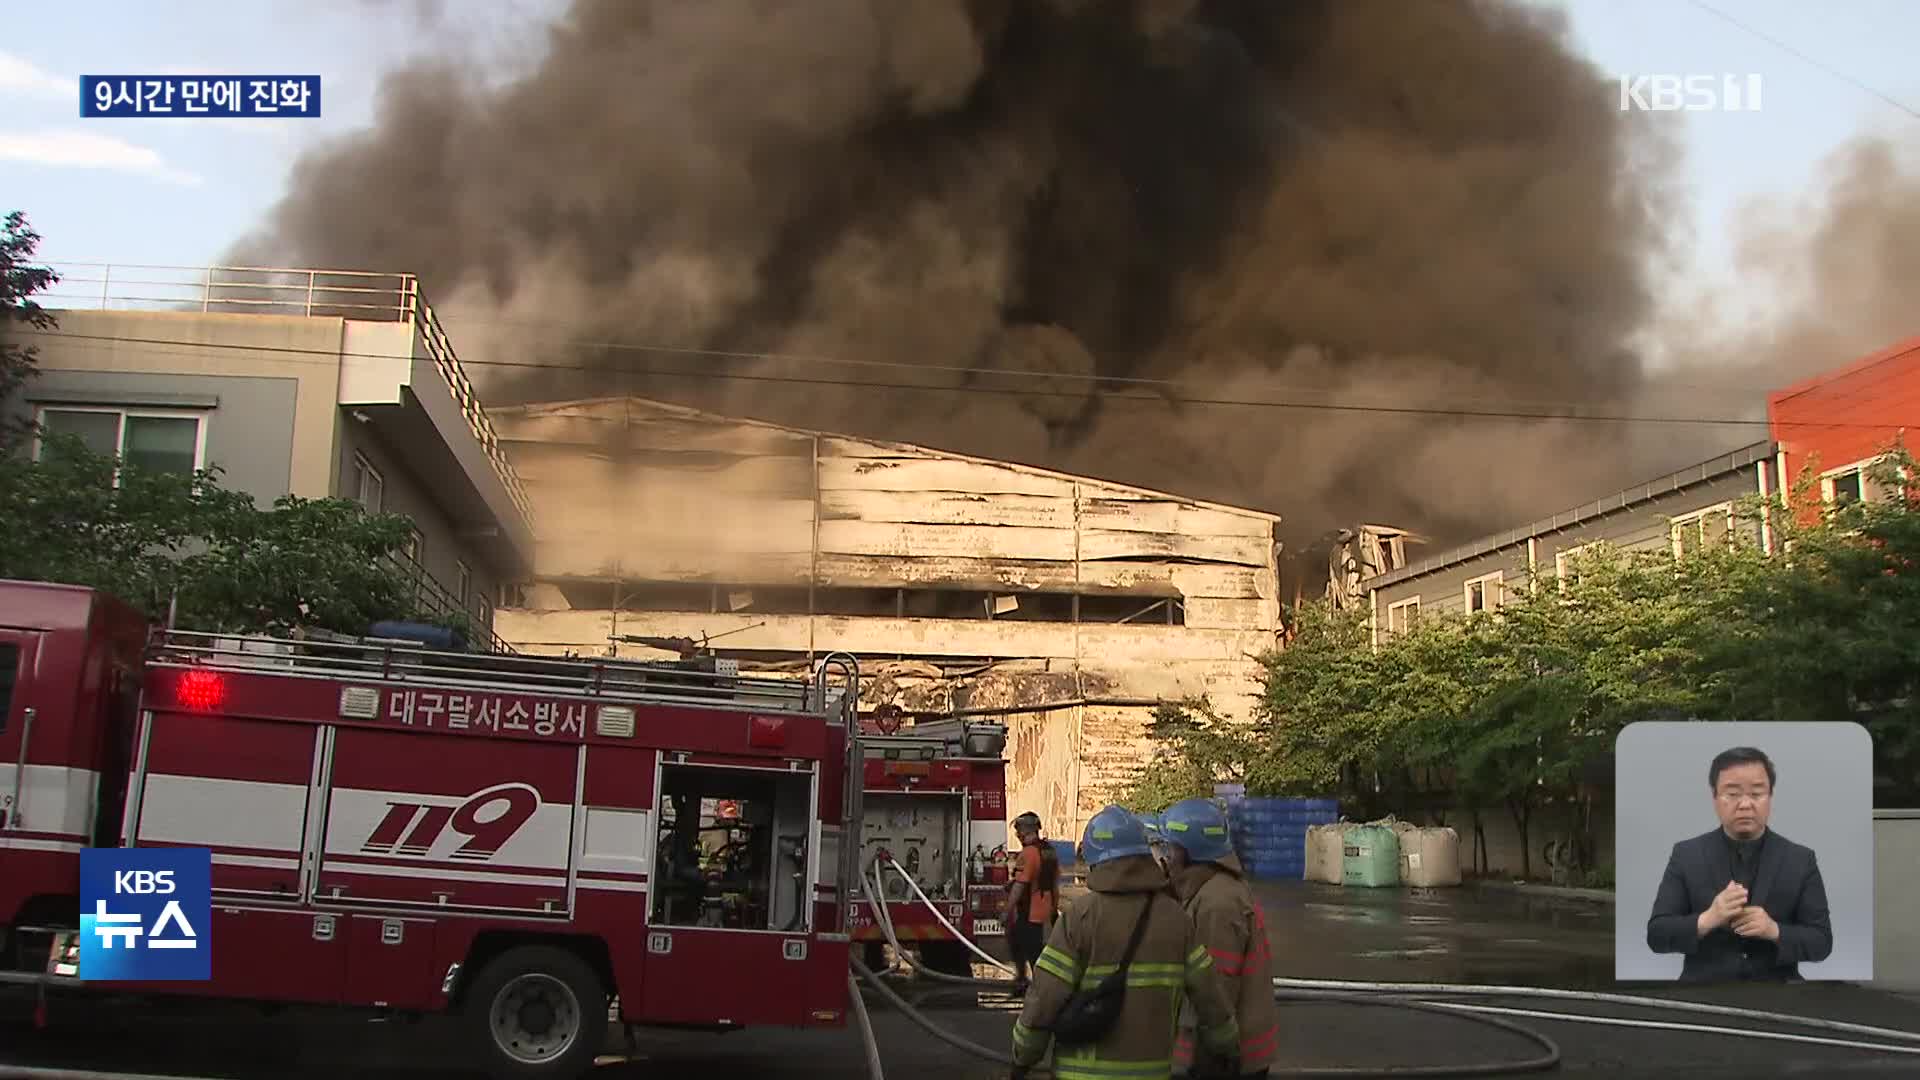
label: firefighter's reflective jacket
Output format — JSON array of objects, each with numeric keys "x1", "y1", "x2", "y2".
[
  {"x1": 1011, "y1": 854, "x2": 1239, "y2": 1079},
  {"x1": 1172, "y1": 854, "x2": 1280, "y2": 1074}
]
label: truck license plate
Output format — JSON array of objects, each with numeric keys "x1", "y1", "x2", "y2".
[{"x1": 973, "y1": 919, "x2": 1004, "y2": 936}]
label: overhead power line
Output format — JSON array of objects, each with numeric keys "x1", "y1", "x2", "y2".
[
  {"x1": 1689, "y1": 0, "x2": 1920, "y2": 122},
  {"x1": 22, "y1": 327, "x2": 1917, "y2": 432}
]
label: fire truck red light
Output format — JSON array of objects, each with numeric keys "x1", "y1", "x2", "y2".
[
  {"x1": 749, "y1": 715, "x2": 787, "y2": 748},
  {"x1": 176, "y1": 668, "x2": 227, "y2": 711}
]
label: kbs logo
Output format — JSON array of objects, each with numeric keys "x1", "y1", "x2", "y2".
[
  {"x1": 361, "y1": 782, "x2": 539, "y2": 861},
  {"x1": 1618, "y1": 73, "x2": 1763, "y2": 113},
  {"x1": 114, "y1": 870, "x2": 177, "y2": 894},
  {"x1": 79, "y1": 847, "x2": 211, "y2": 981}
]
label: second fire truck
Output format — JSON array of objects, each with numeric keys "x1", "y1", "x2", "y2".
[{"x1": 853, "y1": 716, "x2": 1013, "y2": 974}]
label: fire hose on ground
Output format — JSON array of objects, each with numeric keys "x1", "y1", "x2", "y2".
[
  {"x1": 851, "y1": 863, "x2": 1920, "y2": 1078},
  {"x1": 853, "y1": 862, "x2": 1563, "y2": 1079}
]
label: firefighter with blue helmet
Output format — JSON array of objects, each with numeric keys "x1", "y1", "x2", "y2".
[
  {"x1": 1162, "y1": 797, "x2": 1279, "y2": 1078},
  {"x1": 1010, "y1": 805, "x2": 1238, "y2": 1080}
]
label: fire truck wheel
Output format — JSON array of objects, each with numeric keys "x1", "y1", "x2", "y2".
[{"x1": 466, "y1": 945, "x2": 608, "y2": 1080}]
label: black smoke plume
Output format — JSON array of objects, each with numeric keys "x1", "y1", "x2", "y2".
[{"x1": 235, "y1": 0, "x2": 1690, "y2": 547}]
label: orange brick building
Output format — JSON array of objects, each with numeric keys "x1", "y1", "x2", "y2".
[{"x1": 1768, "y1": 335, "x2": 1920, "y2": 521}]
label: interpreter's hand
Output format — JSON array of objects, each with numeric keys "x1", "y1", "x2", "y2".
[
  {"x1": 1731, "y1": 905, "x2": 1780, "y2": 942},
  {"x1": 1697, "y1": 880, "x2": 1748, "y2": 935}
]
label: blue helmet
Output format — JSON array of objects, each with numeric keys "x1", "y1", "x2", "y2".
[
  {"x1": 1138, "y1": 811, "x2": 1164, "y2": 839},
  {"x1": 1162, "y1": 798, "x2": 1235, "y2": 863},
  {"x1": 1080, "y1": 805, "x2": 1154, "y2": 867}
]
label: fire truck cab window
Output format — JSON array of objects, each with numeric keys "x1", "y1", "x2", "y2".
[
  {"x1": 0, "y1": 643, "x2": 17, "y2": 733},
  {"x1": 652, "y1": 765, "x2": 812, "y2": 933}
]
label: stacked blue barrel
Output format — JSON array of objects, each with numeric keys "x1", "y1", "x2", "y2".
[{"x1": 1217, "y1": 785, "x2": 1339, "y2": 879}]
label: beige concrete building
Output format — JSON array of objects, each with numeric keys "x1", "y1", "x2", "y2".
[
  {"x1": 490, "y1": 397, "x2": 1285, "y2": 838},
  {"x1": 7, "y1": 264, "x2": 534, "y2": 642}
]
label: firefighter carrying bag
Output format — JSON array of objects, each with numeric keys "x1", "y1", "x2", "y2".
[{"x1": 1047, "y1": 892, "x2": 1155, "y2": 1046}]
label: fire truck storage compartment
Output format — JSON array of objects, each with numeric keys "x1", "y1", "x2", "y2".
[
  {"x1": 316, "y1": 726, "x2": 579, "y2": 915},
  {"x1": 130, "y1": 709, "x2": 317, "y2": 899},
  {"x1": 651, "y1": 761, "x2": 813, "y2": 933},
  {"x1": 862, "y1": 791, "x2": 965, "y2": 904},
  {"x1": 341, "y1": 913, "x2": 440, "y2": 1010}
]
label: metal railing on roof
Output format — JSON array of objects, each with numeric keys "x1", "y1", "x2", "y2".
[
  {"x1": 403, "y1": 289, "x2": 531, "y2": 522},
  {"x1": 35, "y1": 261, "x2": 533, "y2": 524},
  {"x1": 37, "y1": 262, "x2": 416, "y2": 320},
  {"x1": 148, "y1": 628, "x2": 838, "y2": 716},
  {"x1": 381, "y1": 549, "x2": 516, "y2": 656}
]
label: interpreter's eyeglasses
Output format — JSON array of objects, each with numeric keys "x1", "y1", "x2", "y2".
[{"x1": 1716, "y1": 789, "x2": 1771, "y2": 803}]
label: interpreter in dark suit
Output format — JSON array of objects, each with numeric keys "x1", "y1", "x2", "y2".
[{"x1": 1646, "y1": 746, "x2": 1834, "y2": 982}]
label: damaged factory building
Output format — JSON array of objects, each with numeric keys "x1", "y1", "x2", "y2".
[{"x1": 489, "y1": 397, "x2": 1284, "y2": 839}]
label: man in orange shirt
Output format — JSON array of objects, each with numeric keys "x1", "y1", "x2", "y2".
[{"x1": 1005, "y1": 810, "x2": 1061, "y2": 988}]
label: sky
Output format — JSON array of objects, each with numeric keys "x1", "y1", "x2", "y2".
[{"x1": 3, "y1": 0, "x2": 1917, "y2": 344}]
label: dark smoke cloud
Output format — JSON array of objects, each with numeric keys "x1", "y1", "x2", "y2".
[
  {"x1": 1682, "y1": 136, "x2": 1920, "y2": 387},
  {"x1": 234, "y1": 0, "x2": 1689, "y2": 547},
  {"x1": 1625, "y1": 133, "x2": 1920, "y2": 476}
]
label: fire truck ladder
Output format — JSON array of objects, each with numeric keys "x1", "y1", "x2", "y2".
[{"x1": 813, "y1": 652, "x2": 864, "y2": 941}]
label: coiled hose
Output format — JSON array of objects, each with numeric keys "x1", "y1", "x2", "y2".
[{"x1": 864, "y1": 860, "x2": 1021, "y2": 991}]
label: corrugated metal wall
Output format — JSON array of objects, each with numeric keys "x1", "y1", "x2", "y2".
[{"x1": 490, "y1": 397, "x2": 1284, "y2": 841}]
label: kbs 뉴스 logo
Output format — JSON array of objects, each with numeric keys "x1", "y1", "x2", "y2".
[{"x1": 79, "y1": 847, "x2": 212, "y2": 981}]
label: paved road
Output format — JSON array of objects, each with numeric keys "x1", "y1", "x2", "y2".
[
  {"x1": 4, "y1": 882, "x2": 1918, "y2": 1078},
  {"x1": 1256, "y1": 879, "x2": 1619, "y2": 988}
]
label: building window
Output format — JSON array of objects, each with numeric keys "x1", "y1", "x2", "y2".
[
  {"x1": 351, "y1": 453, "x2": 384, "y2": 512},
  {"x1": 1555, "y1": 542, "x2": 1605, "y2": 591},
  {"x1": 474, "y1": 594, "x2": 493, "y2": 632},
  {"x1": 1385, "y1": 597, "x2": 1420, "y2": 635},
  {"x1": 35, "y1": 407, "x2": 205, "y2": 477},
  {"x1": 456, "y1": 561, "x2": 472, "y2": 605},
  {"x1": 1464, "y1": 571, "x2": 1504, "y2": 614},
  {"x1": 1671, "y1": 503, "x2": 1733, "y2": 558},
  {"x1": 1820, "y1": 458, "x2": 1900, "y2": 507}
]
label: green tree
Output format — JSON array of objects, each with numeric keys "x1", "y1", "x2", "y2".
[
  {"x1": 0, "y1": 434, "x2": 463, "y2": 638},
  {"x1": 1250, "y1": 602, "x2": 1399, "y2": 807},
  {"x1": 1, "y1": 210, "x2": 60, "y2": 451},
  {"x1": 1685, "y1": 449, "x2": 1920, "y2": 799},
  {"x1": 1126, "y1": 440, "x2": 1920, "y2": 879},
  {"x1": 1118, "y1": 699, "x2": 1252, "y2": 812}
]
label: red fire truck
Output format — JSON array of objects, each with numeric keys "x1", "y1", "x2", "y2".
[
  {"x1": 853, "y1": 718, "x2": 1012, "y2": 974},
  {"x1": 0, "y1": 580, "x2": 866, "y2": 1079}
]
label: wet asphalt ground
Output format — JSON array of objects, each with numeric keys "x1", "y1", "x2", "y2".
[{"x1": 3, "y1": 881, "x2": 1918, "y2": 1078}]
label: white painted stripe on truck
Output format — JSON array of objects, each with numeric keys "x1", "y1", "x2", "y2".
[
  {"x1": 0, "y1": 763, "x2": 100, "y2": 839},
  {"x1": 212, "y1": 853, "x2": 301, "y2": 870},
  {"x1": 135, "y1": 774, "x2": 309, "y2": 853},
  {"x1": 577, "y1": 879, "x2": 649, "y2": 894},
  {"x1": 0, "y1": 837, "x2": 83, "y2": 854}
]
